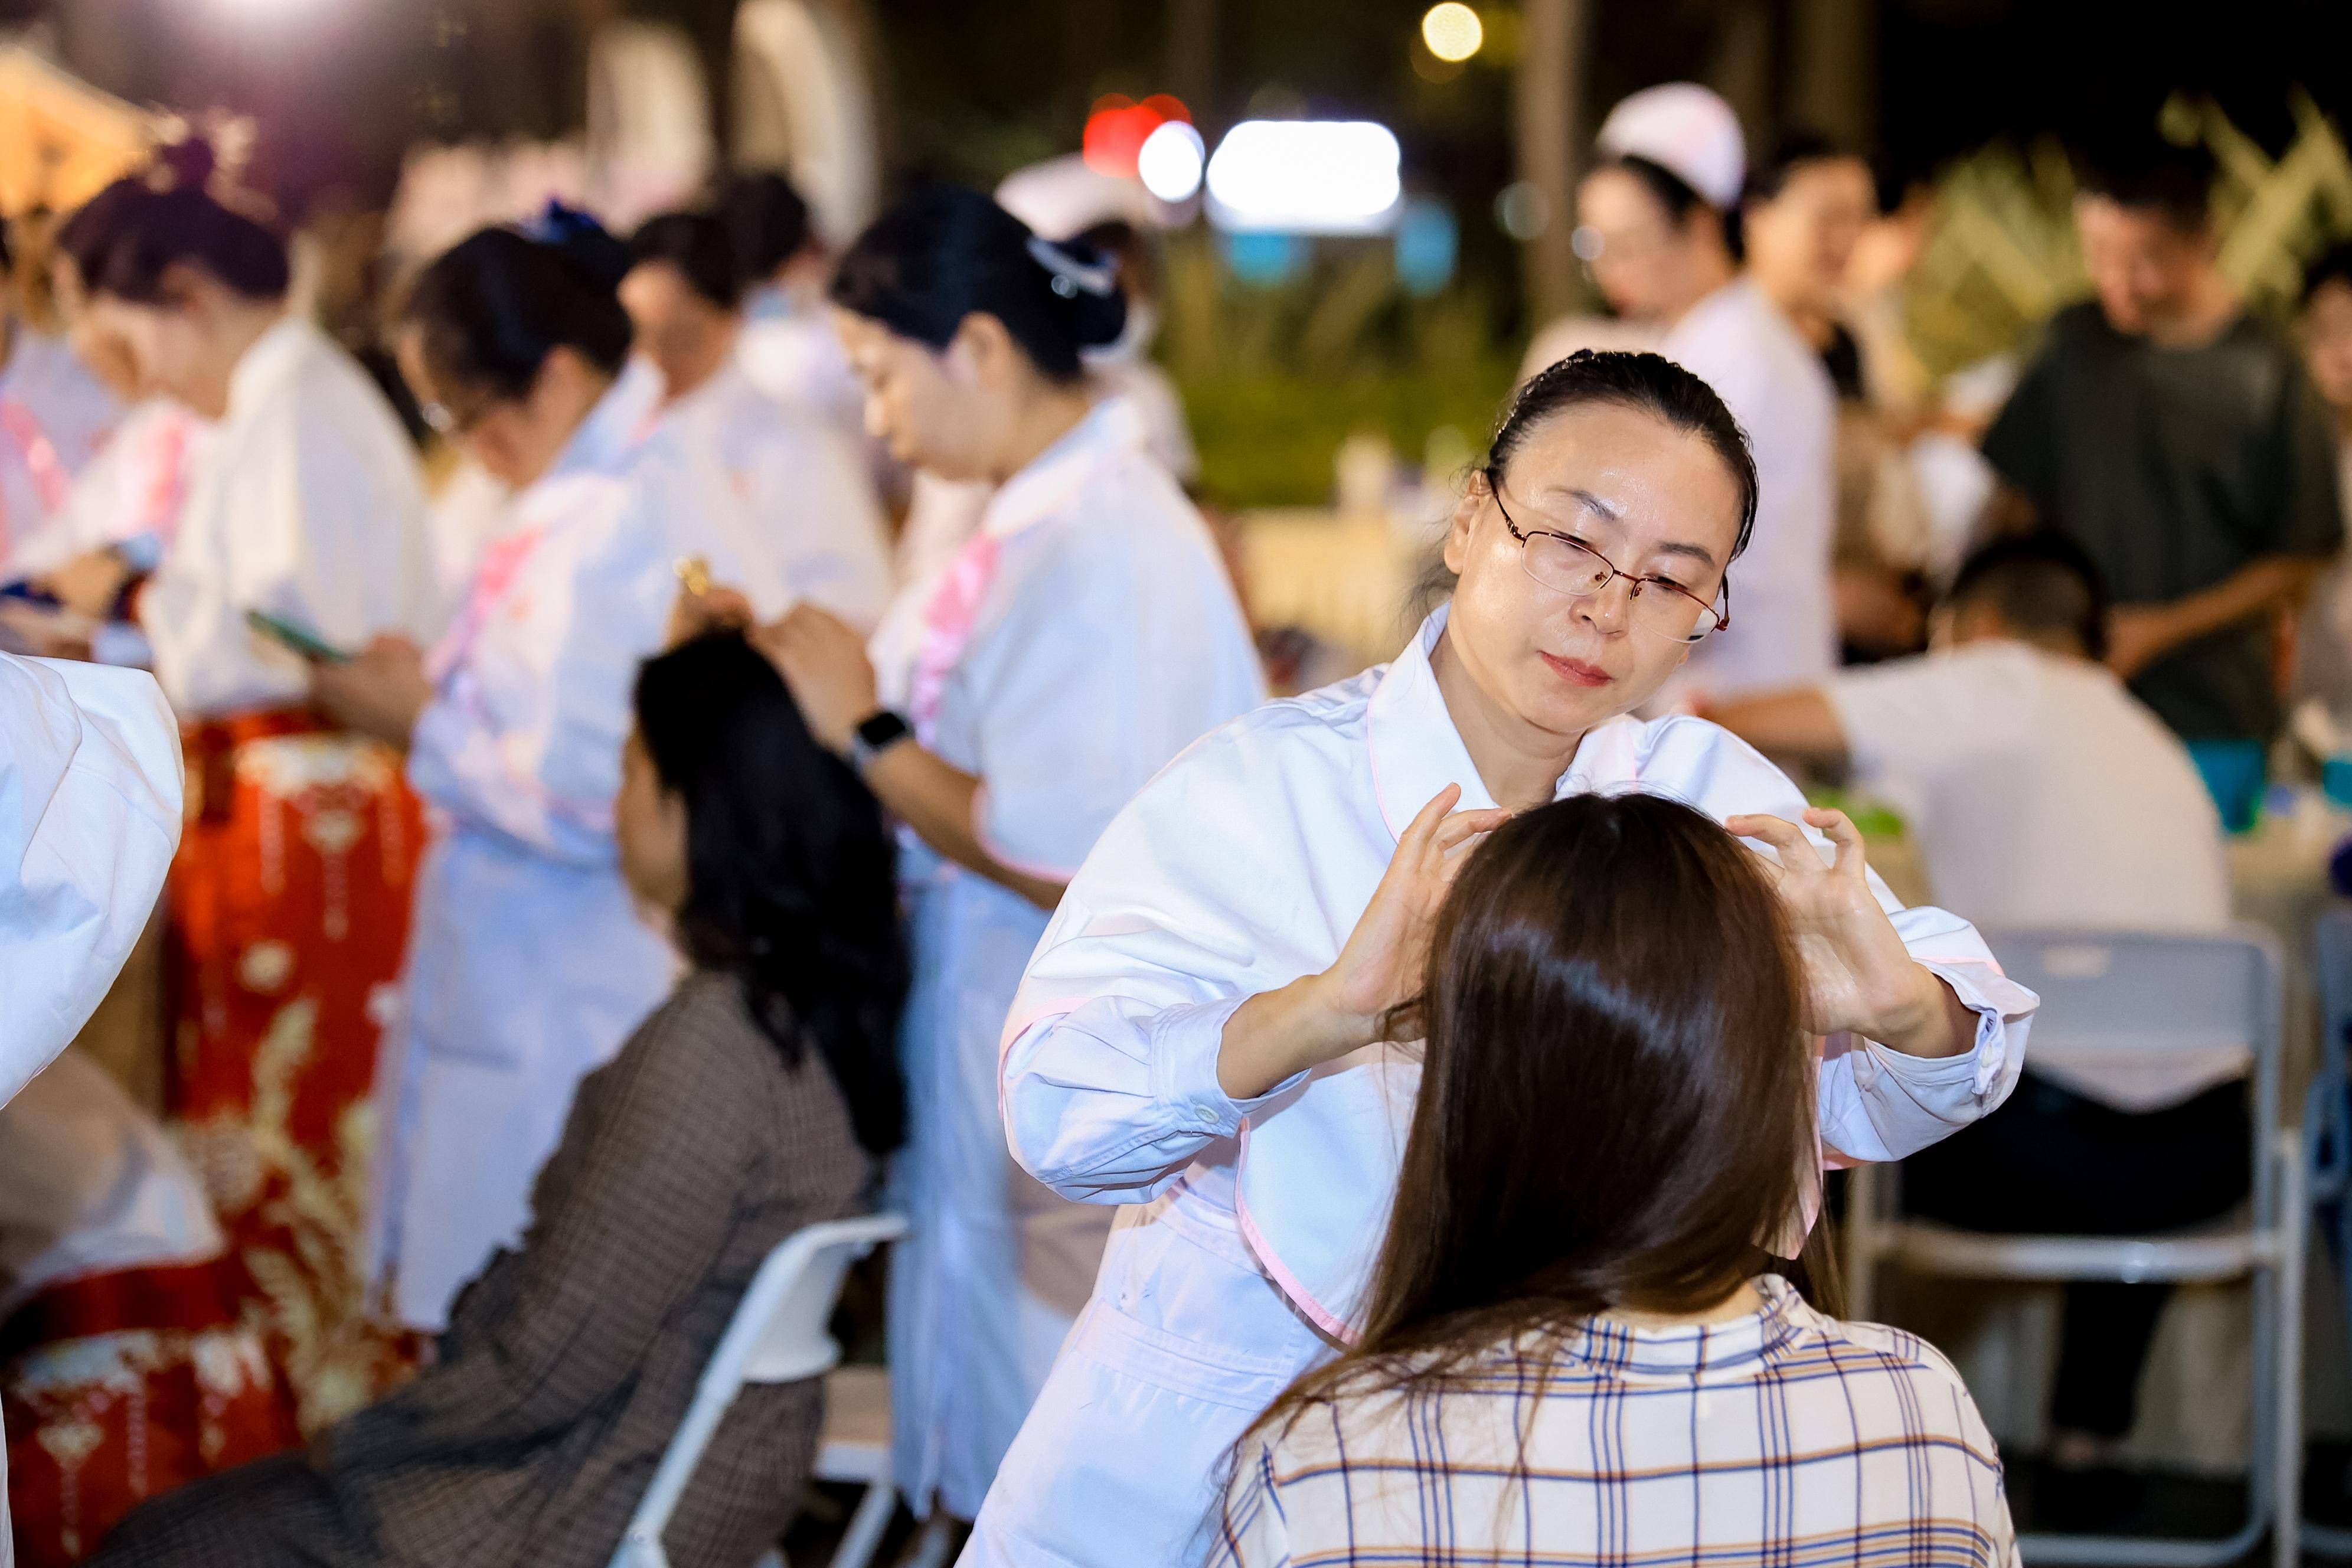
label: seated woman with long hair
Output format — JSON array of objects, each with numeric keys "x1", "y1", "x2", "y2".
[
  {"x1": 93, "y1": 632, "x2": 908, "y2": 1568},
  {"x1": 1210, "y1": 794, "x2": 2015, "y2": 1568}
]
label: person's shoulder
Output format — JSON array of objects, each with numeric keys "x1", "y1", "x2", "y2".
[
  {"x1": 1618, "y1": 710, "x2": 1805, "y2": 809},
  {"x1": 1808, "y1": 1309, "x2": 1987, "y2": 1416},
  {"x1": 612, "y1": 974, "x2": 779, "y2": 1099}
]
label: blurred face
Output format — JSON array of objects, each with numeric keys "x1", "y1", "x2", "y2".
[
  {"x1": 1442, "y1": 401, "x2": 1745, "y2": 741},
  {"x1": 1742, "y1": 156, "x2": 1876, "y2": 316},
  {"x1": 832, "y1": 306, "x2": 1004, "y2": 481},
  {"x1": 54, "y1": 259, "x2": 146, "y2": 401},
  {"x1": 1574, "y1": 166, "x2": 1710, "y2": 323},
  {"x1": 618, "y1": 261, "x2": 737, "y2": 404},
  {"x1": 398, "y1": 326, "x2": 603, "y2": 491},
  {"x1": 615, "y1": 733, "x2": 690, "y2": 918},
  {"x1": 2302, "y1": 278, "x2": 2352, "y2": 420},
  {"x1": 81, "y1": 292, "x2": 222, "y2": 416},
  {"x1": 2076, "y1": 194, "x2": 2214, "y2": 337}
]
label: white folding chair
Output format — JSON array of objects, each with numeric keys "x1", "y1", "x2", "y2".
[
  {"x1": 2306, "y1": 907, "x2": 2352, "y2": 1557},
  {"x1": 610, "y1": 1212, "x2": 907, "y2": 1568},
  {"x1": 1845, "y1": 927, "x2": 2302, "y2": 1568}
]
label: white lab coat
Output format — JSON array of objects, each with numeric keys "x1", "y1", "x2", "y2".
[
  {"x1": 660, "y1": 360, "x2": 894, "y2": 628},
  {"x1": 370, "y1": 367, "x2": 743, "y2": 1330},
  {"x1": 0, "y1": 328, "x2": 120, "y2": 563},
  {"x1": 1655, "y1": 279, "x2": 1840, "y2": 700},
  {"x1": 887, "y1": 396, "x2": 1263, "y2": 1521},
  {"x1": 139, "y1": 317, "x2": 440, "y2": 718},
  {"x1": 3, "y1": 399, "x2": 207, "y2": 584},
  {"x1": 967, "y1": 606, "x2": 2039, "y2": 1566}
]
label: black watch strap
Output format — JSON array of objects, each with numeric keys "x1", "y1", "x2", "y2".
[{"x1": 850, "y1": 709, "x2": 913, "y2": 772}]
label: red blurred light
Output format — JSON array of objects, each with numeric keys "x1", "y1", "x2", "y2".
[{"x1": 1082, "y1": 93, "x2": 1193, "y2": 179}]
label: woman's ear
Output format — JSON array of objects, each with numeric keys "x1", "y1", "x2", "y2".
[
  {"x1": 950, "y1": 311, "x2": 1023, "y2": 392},
  {"x1": 1442, "y1": 471, "x2": 1488, "y2": 576}
]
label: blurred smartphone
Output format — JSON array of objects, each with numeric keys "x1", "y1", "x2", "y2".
[{"x1": 245, "y1": 609, "x2": 352, "y2": 665}]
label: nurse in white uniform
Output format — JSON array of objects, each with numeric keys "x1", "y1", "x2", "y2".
[
  {"x1": 749, "y1": 187, "x2": 1264, "y2": 1528},
  {"x1": 1527, "y1": 84, "x2": 1840, "y2": 701},
  {"x1": 972, "y1": 350, "x2": 2039, "y2": 1564},
  {"x1": 317, "y1": 222, "x2": 749, "y2": 1331},
  {"x1": 620, "y1": 210, "x2": 893, "y2": 628}
]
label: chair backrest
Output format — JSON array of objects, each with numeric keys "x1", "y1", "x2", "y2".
[
  {"x1": 1982, "y1": 926, "x2": 2282, "y2": 1207},
  {"x1": 611, "y1": 1213, "x2": 907, "y2": 1568}
]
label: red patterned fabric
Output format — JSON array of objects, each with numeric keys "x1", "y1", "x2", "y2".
[
  {"x1": 166, "y1": 710, "x2": 426, "y2": 1431},
  {"x1": 2, "y1": 1257, "x2": 299, "y2": 1567}
]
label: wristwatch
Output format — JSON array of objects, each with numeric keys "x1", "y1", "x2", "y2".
[{"x1": 849, "y1": 709, "x2": 913, "y2": 774}]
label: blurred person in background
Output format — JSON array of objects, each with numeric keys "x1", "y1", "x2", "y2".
[
  {"x1": 321, "y1": 215, "x2": 762, "y2": 1338},
  {"x1": 1537, "y1": 84, "x2": 1840, "y2": 703},
  {"x1": 710, "y1": 185, "x2": 1263, "y2": 1541},
  {"x1": 31, "y1": 145, "x2": 440, "y2": 1427},
  {"x1": 94, "y1": 632, "x2": 907, "y2": 1568},
  {"x1": 1981, "y1": 137, "x2": 2341, "y2": 815},
  {"x1": 720, "y1": 171, "x2": 868, "y2": 452},
  {"x1": 1709, "y1": 533, "x2": 2237, "y2": 1500},
  {"x1": 621, "y1": 210, "x2": 893, "y2": 629},
  {"x1": 2291, "y1": 243, "x2": 2352, "y2": 715},
  {"x1": 0, "y1": 212, "x2": 120, "y2": 569},
  {"x1": 1742, "y1": 135, "x2": 1936, "y2": 661}
]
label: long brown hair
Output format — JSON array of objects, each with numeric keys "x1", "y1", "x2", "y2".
[{"x1": 1247, "y1": 792, "x2": 1819, "y2": 1448}]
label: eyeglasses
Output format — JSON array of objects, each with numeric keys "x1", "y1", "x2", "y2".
[
  {"x1": 420, "y1": 393, "x2": 501, "y2": 439},
  {"x1": 1489, "y1": 472, "x2": 1729, "y2": 643}
]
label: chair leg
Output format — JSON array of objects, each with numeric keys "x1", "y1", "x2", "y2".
[
  {"x1": 2280, "y1": 1132, "x2": 2307, "y2": 1568},
  {"x1": 902, "y1": 1515, "x2": 959, "y2": 1568},
  {"x1": 827, "y1": 1468, "x2": 899, "y2": 1568}
]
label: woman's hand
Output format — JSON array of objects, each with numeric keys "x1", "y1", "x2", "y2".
[
  {"x1": 1724, "y1": 806, "x2": 1969, "y2": 1059},
  {"x1": 38, "y1": 549, "x2": 134, "y2": 620},
  {"x1": 310, "y1": 634, "x2": 432, "y2": 748},
  {"x1": 1217, "y1": 785, "x2": 1509, "y2": 1100},
  {"x1": 666, "y1": 584, "x2": 756, "y2": 649},
  {"x1": 754, "y1": 604, "x2": 880, "y2": 755},
  {"x1": 0, "y1": 601, "x2": 92, "y2": 661}
]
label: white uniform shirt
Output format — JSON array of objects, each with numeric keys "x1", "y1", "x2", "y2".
[
  {"x1": 971, "y1": 607, "x2": 2034, "y2": 1564},
  {"x1": 0, "y1": 328, "x2": 120, "y2": 563},
  {"x1": 0, "y1": 654, "x2": 180, "y2": 1105},
  {"x1": 1828, "y1": 639, "x2": 2232, "y2": 1110},
  {"x1": 737, "y1": 282, "x2": 868, "y2": 446},
  {"x1": 4, "y1": 399, "x2": 208, "y2": 583},
  {"x1": 660, "y1": 360, "x2": 894, "y2": 628},
  {"x1": 139, "y1": 317, "x2": 440, "y2": 719},
  {"x1": 1658, "y1": 279, "x2": 1840, "y2": 700}
]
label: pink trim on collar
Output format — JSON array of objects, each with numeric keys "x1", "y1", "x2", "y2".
[
  {"x1": 907, "y1": 531, "x2": 1003, "y2": 740},
  {"x1": 1233, "y1": 1117, "x2": 1358, "y2": 1345}
]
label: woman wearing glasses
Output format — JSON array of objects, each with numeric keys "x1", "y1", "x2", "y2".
[
  {"x1": 312, "y1": 218, "x2": 754, "y2": 1335},
  {"x1": 967, "y1": 349, "x2": 2040, "y2": 1566}
]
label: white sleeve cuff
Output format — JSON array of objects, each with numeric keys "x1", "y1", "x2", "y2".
[{"x1": 1147, "y1": 992, "x2": 1304, "y2": 1137}]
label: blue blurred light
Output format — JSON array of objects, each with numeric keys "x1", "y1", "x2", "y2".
[
  {"x1": 1221, "y1": 230, "x2": 1307, "y2": 286},
  {"x1": 1394, "y1": 197, "x2": 1457, "y2": 295}
]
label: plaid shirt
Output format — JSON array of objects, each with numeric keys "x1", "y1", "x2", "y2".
[{"x1": 1208, "y1": 1276, "x2": 2017, "y2": 1568}]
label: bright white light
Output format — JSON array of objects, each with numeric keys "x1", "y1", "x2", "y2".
[
  {"x1": 1206, "y1": 120, "x2": 1403, "y2": 235},
  {"x1": 1137, "y1": 121, "x2": 1206, "y2": 203},
  {"x1": 1420, "y1": 3, "x2": 1484, "y2": 63}
]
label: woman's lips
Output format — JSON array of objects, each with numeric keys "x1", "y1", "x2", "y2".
[{"x1": 1540, "y1": 651, "x2": 1613, "y2": 688}]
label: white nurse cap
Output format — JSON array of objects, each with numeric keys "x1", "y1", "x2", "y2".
[
  {"x1": 1596, "y1": 83, "x2": 1747, "y2": 210},
  {"x1": 995, "y1": 153, "x2": 1170, "y2": 241}
]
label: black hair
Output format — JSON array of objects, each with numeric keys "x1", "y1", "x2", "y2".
[
  {"x1": 1744, "y1": 130, "x2": 1867, "y2": 207},
  {"x1": 58, "y1": 141, "x2": 289, "y2": 305},
  {"x1": 830, "y1": 185, "x2": 1126, "y2": 386},
  {"x1": 628, "y1": 210, "x2": 743, "y2": 311},
  {"x1": 1946, "y1": 531, "x2": 2110, "y2": 659},
  {"x1": 401, "y1": 223, "x2": 635, "y2": 403},
  {"x1": 1489, "y1": 349, "x2": 1760, "y2": 560},
  {"x1": 2077, "y1": 138, "x2": 2216, "y2": 233},
  {"x1": 1599, "y1": 153, "x2": 1711, "y2": 222},
  {"x1": 633, "y1": 632, "x2": 909, "y2": 1157},
  {"x1": 2305, "y1": 242, "x2": 2352, "y2": 309},
  {"x1": 718, "y1": 170, "x2": 815, "y2": 283}
]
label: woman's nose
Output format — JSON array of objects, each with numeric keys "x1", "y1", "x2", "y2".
[{"x1": 1574, "y1": 574, "x2": 1635, "y2": 635}]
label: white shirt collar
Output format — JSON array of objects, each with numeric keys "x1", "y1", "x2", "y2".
[
  {"x1": 1365, "y1": 605, "x2": 1651, "y2": 839},
  {"x1": 554, "y1": 358, "x2": 665, "y2": 479},
  {"x1": 976, "y1": 393, "x2": 1144, "y2": 544},
  {"x1": 223, "y1": 314, "x2": 313, "y2": 423}
]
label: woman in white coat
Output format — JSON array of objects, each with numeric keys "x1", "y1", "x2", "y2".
[
  {"x1": 972, "y1": 350, "x2": 2040, "y2": 1565},
  {"x1": 737, "y1": 187, "x2": 1265, "y2": 1529},
  {"x1": 314, "y1": 220, "x2": 753, "y2": 1332}
]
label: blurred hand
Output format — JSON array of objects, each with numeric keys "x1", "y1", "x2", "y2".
[
  {"x1": 1724, "y1": 806, "x2": 1944, "y2": 1051},
  {"x1": 39, "y1": 548, "x2": 133, "y2": 620},
  {"x1": 666, "y1": 584, "x2": 756, "y2": 649},
  {"x1": 754, "y1": 603, "x2": 880, "y2": 754},
  {"x1": 2105, "y1": 606, "x2": 2175, "y2": 681},
  {"x1": 310, "y1": 634, "x2": 432, "y2": 747},
  {"x1": 0, "y1": 601, "x2": 92, "y2": 661}
]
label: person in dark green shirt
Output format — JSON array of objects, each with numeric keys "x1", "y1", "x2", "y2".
[{"x1": 1982, "y1": 138, "x2": 2344, "y2": 747}]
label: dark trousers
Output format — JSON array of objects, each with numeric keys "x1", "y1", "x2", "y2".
[{"x1": 1900, "y1": 1070, "x2": 2251, "y2": 1440}]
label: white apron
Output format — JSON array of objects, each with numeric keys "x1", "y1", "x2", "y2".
[
  {"x1": 968, "y1": 606, "x2": 2039, "y2": 1565},
  {"x1": 885, "y1": 396, "x2": 1263, "y2": 1520},
  {"x1": 370, "y1": 367, "x2": 747, "y2": 1330}
]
